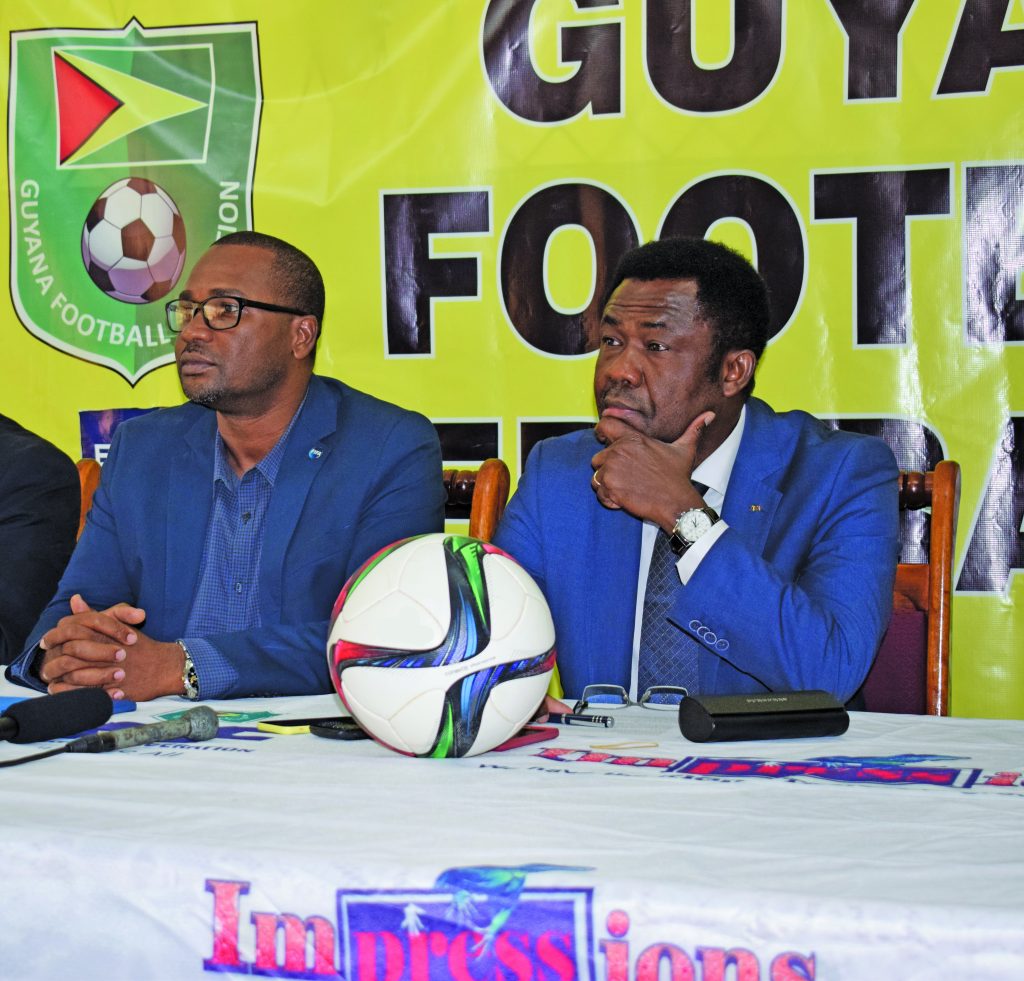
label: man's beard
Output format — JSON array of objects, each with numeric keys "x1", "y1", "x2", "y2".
[
  {"x1": 181, "y1": 366, "x2": 287, "y2": 414},
  {"x1": 180, "y1": 373, "x2": 224, "y2": 408},
  {"x1": 185, "y1": 386, "x2": 221, "y2": 408}
]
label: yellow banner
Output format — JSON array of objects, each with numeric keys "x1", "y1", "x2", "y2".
[{"x1": 2, "y1": 1, "x2": 1023, "y2": 717}]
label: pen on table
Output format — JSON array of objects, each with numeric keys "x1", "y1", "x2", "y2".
[{"x1": 546, "y1": 713, "x2": 615, "y2": 728}]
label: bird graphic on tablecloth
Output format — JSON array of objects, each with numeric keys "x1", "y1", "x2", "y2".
[
  {"x1": 811, "y1": 753, "x2": 963, "y2": 765},
  {"x1": 427, "y1": 863, "x2": 592, "y2": 955}
]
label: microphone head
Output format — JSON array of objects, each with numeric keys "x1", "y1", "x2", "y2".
[
  {"x1": 183, "y1": 706, "x2": 219, "y2": 742},
  {"x1": 4, "y1": 688, "x2": 113, "y2": 744}
]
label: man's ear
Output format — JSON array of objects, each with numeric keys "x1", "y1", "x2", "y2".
[
  {"x1": 292, "y1": 316, "x2": 319, "y2": 360},
  {"x1": 720, "y1": 349, "x2": 757, "y2": 397}
]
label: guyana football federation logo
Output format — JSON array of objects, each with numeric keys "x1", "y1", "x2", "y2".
[{"x1": 9, "y1": 20, "x2": 261, "y2": 384}]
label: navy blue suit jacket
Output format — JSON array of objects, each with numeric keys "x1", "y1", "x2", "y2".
[
  {"x1": 7, "y1": 376, "x2": 445, "y2": 697},
  {"x1": 0, "y1": 415, "x2": 79, "y2": 665},
  {"x1": 494, "y1": 398, "x2": 900, "y2": 702}
]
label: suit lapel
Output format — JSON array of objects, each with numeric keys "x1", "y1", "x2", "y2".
[
  {"x1": 721, "y1": 399, "x2": 788, "y2": 555},
  {"x1": 260, "y1": 378, "x2": 338, "y2": 617},
  {"x1": 165, "y1": 409, "x2": 218, "y2": 630}
]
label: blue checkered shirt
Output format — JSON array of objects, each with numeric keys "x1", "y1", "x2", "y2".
[{"x1": 180, "y1": 402, "x2": 304, "y2": 698}]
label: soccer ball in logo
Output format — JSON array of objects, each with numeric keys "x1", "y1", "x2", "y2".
[
  {"x1": 81, "y1": 177, "x2": 187, "y2": 304},
  {"x1": 327, "y1": 534, "x2": 556, "y2": 758}
]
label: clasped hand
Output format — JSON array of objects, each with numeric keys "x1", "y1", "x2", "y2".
[
  {"x1": 38, "y1": 594, "x2": 183, "y2": 701},
  {"x1": 590, "y1": 412, "x2": 714, "y2": 530}
]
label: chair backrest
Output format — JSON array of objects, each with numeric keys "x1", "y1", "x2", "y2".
[
  {"x1": 861, "y1": 460, "x2": 961, "y2": 715},
  {"x1": 76, "y1": 458, "x2": 102, "y2": 540},
  {"x1": 442, "y1": 458, "x2": 511, "y2": 543}
]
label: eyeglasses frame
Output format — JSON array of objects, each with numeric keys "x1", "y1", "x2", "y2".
[
  {"x1": 165, "y1": 294, "x2": 309, "y2": 333},
  {"x1": 572, "y1": 683, "x2": 689, "y2": 713}
]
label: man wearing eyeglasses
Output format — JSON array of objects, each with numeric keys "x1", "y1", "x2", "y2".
[
  {"x1": 495, "y1": 237, "x2": 899, "y2": 707},
  {"x1": 7, "y1": 231, "x2": 445, "y2": 701}
]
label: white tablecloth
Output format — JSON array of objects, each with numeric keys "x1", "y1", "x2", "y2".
[{"x1": 1, "y1": 682, "x2": 1022, "y2": 980}]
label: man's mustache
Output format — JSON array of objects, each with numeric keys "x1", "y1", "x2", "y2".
[{"x1": 597, "y1": 382, "x2": 649, "y2": 413}]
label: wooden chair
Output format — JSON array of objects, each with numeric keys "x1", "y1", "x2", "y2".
[
  {"x1": 76, "y1": 458, "x2": 102, "y2": 540},
  {"x1": 442, "y1": 458, "x2": 511, "y2": 543},
  {"x1": 860, "y1": 461, "x2": 961, "y2": 715}
]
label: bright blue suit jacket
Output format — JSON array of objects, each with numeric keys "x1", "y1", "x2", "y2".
[
  {"x1": 494, "y1": 398, "x2": 900, "y2": 703},
  {"x1": 7, "y1": 375, "x2": 445, "y2": 697}
]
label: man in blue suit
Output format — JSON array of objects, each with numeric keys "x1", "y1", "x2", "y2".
[
  {"x1": 7, "y1": 232, "x2": 445, "y2": 701},
  {"x1": 494, "y1": 238, "x2": 899, "y2": 705}
]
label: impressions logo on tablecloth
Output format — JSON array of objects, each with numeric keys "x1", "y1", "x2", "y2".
[{"x1": 202, "y1": 867, "x2": 817, "y2": 980}]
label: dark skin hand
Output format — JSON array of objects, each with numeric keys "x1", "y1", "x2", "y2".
[
  {"x1": 588, "y1": 277, "x2": 753, "y2": 530},
  {"x1": 590, "y1": 411, "x2": 716, "y2": 533},
  {"x1": 38, "y1": 593, "x2": 184, "y2": 701}
]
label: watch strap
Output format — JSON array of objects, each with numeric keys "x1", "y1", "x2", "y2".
[{"x1": 178, "y1": 640, "x2": 200, "y2": 701}]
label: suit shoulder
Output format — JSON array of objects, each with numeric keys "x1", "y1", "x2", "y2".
[
  {"x1": 321, "y1": 377, "x2": 428, "y2": 422},
  {"x1": 754, "y1": 400, "x2": 896, "y2": 466},
  {"x1": 0, "y1": 417, "x2": 78, "y2": 489},
  {"x1": 314, "y1": 376, "x2": 439, "y2": 448},
  {"x1": 100, "y1": 404, "x2": 211, "y2": 472},
  {"x1": 111, "y1": 403, "x2": 205, "y2": 439},
  {"x1": 524, "y1": 427, "x2": 598, "y2": 472}
]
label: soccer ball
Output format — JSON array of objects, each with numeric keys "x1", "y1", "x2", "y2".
[
  {"x1": 81, "y1": 177, "x2": 187, "y2": 304},
  {"x1": 327, "y1": 534, "x2": 556, "y2": 758}
]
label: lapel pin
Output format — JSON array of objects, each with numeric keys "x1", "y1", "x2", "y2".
[
  {"x1": 749, "y1": 504, "x2": 762, "y2": 511},
  {"x1": 308, "y1": 448, "x2": 323, "y2": 460}
]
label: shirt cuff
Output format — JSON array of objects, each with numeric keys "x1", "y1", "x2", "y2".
[
  {"x1": 4, "y1": 646, "x2": 49, "y2": 692},
  {"x1": 179, "y1": 637, "x2": 238, "y2": 700},
  {"x1": 675, "y1": 520, "x2": 728, "y2": 584}
]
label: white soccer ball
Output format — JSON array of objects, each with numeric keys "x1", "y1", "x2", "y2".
[
  {"x1": 81, "y1": 177, "x2": 187, "y2": 304},
  {"x1": 327, "y1": 534, "x2": 556, "y2": 758}
]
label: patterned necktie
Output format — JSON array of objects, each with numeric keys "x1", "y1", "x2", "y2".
[{"x1": 637, "y1": 485, "x2": 708, "y2": 697}]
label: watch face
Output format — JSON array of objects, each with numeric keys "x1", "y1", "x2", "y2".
[{"x1": 678, "y1": 509, "x2": 714, "y2": 542}]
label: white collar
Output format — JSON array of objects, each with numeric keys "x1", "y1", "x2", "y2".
[{"x1": 691, "y1": 403, "x2": 746, "y2": 502}]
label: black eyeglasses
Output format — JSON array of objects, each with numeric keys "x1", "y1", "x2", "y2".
[
  {"x1": 572, "y1": 683, "x2": 689, "y2": 713},
  {"x1": 165, "y1": 295, "x2": 307, "y2": 333}
]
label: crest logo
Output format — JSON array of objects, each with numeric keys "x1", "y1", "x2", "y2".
[{"x1": 9, "y1": 19, "x2": 260, "y2": 384}]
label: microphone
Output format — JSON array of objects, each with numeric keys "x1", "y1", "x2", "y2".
[
  {"x1": 65, "y1": 705, "x2": 219, "y2": 753},
  {"x1": 0, "y1": 689, "x2": 113, "y2": 744}
]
